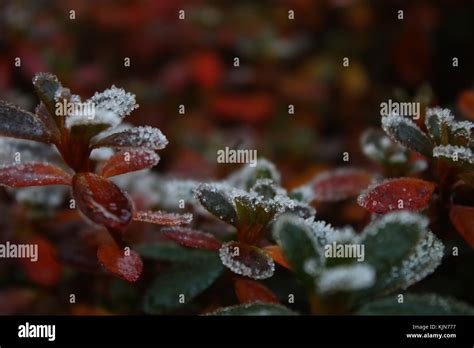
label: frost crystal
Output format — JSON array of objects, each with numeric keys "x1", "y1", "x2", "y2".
[
  {"x1": 226, "y1": 157, "x2": 281, "y2": 189},
  {"x1": 363, "y1": 211, "x2": 429, "y2": 238},
  {"x1": 382, "y1": 113, "x2": 424, "y2": 141},
  {"x1": 110, "y1": 126, "x2": 169, "y2": 150},
  {"x1": 390, "y1": 231, "x2": 444, "y2": 290},
  {"x1": 0, "y1": 137, "x2": 60, "y2": 164},
  {"x1": 433, "y1": 145, "x2": 473, "y2": 164},
  {"x1": 425, "y1": 107, "x2": 454, "y2": 125},
  {"x1": 218, "y1": 242, "x2": 275, "y2": 280},
  {"x1": 317, "y1": 264, "x2": 375, "y2": 294},
  {"x1": 89, "y1": 85, "x2": 139, "y2": 119}
]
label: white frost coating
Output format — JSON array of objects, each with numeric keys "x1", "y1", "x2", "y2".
[
  {"x1": 317, "y1": 264, "x2": 375, "y2": 294},
  {"x1": 218, "y1": 242, "x2": 275, "y2": 279},
  {"x1": 290, "y1": 183, "x2": 316, "y2": 203},
  {"x1": 14, "y1": 185, "x2": 67, "y2": 207},
  {"x1": 450, "y1": 120, "x2": 473, "y2": 138},
  {"x1": 362, "y1": 211, "x2": 429, "y2": 238},
  {"x1": 110, "y1": 126, "x2": 169, "y2": 150},
  {"x1": 425, "y1": 107, "x2": 454, "y2": 126},
  {"x1": 433, "y1": 145, "x2": 473, "y2": 164},
  {"x1": 93, "y1": 123, "x2": 132, "y2": 142},
  {"x1": 0, "y1": 137, "x2": 58, "y2": 164},
  {"x1": 66, "y1": 109, "x2": 121, "y2": 129},
  {"x1": 381, "y1": 113, "x2": 424, "y2": 144},
  {"x1": 88, "y1": 85, "x2": 139, "y2": 119},
  {"x1": 389, "y1": 231, "x2": 444, "y2": 290},
  {"x1": 225, "y1": 157, "x2": 281, "y2": 188},
  {"x1": 90, "y1": 147, "x2": 115, "y2": 161}
]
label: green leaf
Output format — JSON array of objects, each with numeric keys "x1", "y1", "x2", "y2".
[
  {"x1": 273, "y1": 214, "x2": 323, "y2": 292},
  {"x1": 226, "y1": 158, "x2": 281, "y2": 190},
  {"x1": 194, "y1": 184, "x2": 237, "y2": 225},
  {"x1": 359, "y1": 212, "x2": 444, "y2": 297},
  {"x1": 136, "y1": 243, "x2": 217, "y2": 263},
  {"x1": 207, "y1": 302, "x2": 297, "y2": 316},
  {"x1": 0, "y1": 101, "x2": 51, "y2": 143},
  {"x1": 143, "y1": 253, "x2": 224, "y2": 314},
  {"x1": 382, "y1": 115, "x2": 433, "y2": 157},
  {"x1": 356, "y1": 294, "x2": 474, "y2": 315}
]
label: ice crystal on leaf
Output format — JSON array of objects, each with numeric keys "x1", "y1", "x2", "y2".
[
  {"x1": 226, "y1": 157, "x2": 281, "y2": 190},
  {"x1": 219, "y1": 241, "x2": 275, "y2": 280},
  {"x1": 89, "y1": 85, "x2": 139, "y2": 119},
  {"x1": 433, "y1": 145, "x2": 473, "y2": 165},
  {"x1": 317, "y1": 264, "x2": 375, "y2": 295},
  {"x1": 92, "y1": 126, "x2": 168, "y2": 151}
]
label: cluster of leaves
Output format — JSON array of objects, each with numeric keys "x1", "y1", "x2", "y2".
[
  {"x1": 358, "y1": 107, "x2": 474, "y2": 247},
  {"x1": 0, "y1": 73, "x2": 191, "y2": 282}
]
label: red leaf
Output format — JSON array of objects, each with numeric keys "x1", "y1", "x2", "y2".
[
  {"x1": 0, "y1": 101, "x2": 51, "y2": 143},
  {"x1": 100, "y1": 149, "x2": 160, "y2": 178},
  {"x1": 133, "y1": 210, "x2": 192, "y2": 226},
  {"x1": 212, "y1": 94, "x2": 274, "y2": 123},
  {"x1": 450, "y1": 205, "x2": 474, "y2": 248},
  {"x1": 0, "y1": 163, "x2": 72, "y2": 187},
  {"x1": 97, "y1": 242, "x2": 143, "y2": 282},
  {"x1": 191, "y1": 51, "x2": 223, "y2": 89},
  {"x1": 20, "y1": 237, "x2": 62, "y2": 287},
  {"x1": 72, "y1": 173, "x2": 133, "y2": 230},
  {"x1": 358, "y1": 178, "x2": 436, "y2": 214},
  {"x1": 262, "y1": 245, "x2": 291, "y2": 270},
  {"x1": 458, "y1": 90, "x2": 474, "y2": 121},
  {"x1": 219, "y1": 242, "x2": 274, "y2": 280},
  {"x1": 161, "y1": 227, "x2": 222, "y2": 250},
  {"x1": 234, "y1": 277, "x2": 280, "y2": 305},
  {"x1": 312, "y1": 168, "x2": 372, "y2": 202}
]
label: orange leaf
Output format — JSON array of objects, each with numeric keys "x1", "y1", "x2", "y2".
[
  {"x1": 450, "y1": 204, "x2": 474, "y2": 248},
  {"x1": 72, "y1": 173, "x2": 133, "y2": 230},
  {"x1": 234, "y1": 277, "x2": 279, "y2": 304},
  {"x1": 262, "y1": 245, "x2": 291, "y2": 270},
  {"x1": 161, "y1": 227, "x2": 222, "y2": 250},
  {"x1": 100, "y1": 149, "x2": 160, "y2": 178},
  {"x1": 97, "y1": 242, "x2": 143, "y2": 282},
  {"x1": 0, "y1": 162, "x2": 72, "y2": 187},
  {"x1": 458, "y1": 90, "x2": 474, "y2": 121},
  {"x1": 358, "y1": 178, "x2": 435, "y2": 214}
]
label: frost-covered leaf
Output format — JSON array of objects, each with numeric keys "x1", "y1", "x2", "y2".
[
  {"x1": 357, "y1": 178, "x2": 435, "y2": 214},
  {"x1": 194, "y1": 183, "x2": 238, "y2": 225},
  {"x1": 0, "y1": 163, "x2": 72, "y2": 187},
  {"x1": 100, "y1": 149, "x2": 160, "y2": 178},
  {"x1": 143, "y1": 253, "x2": 223, "y2": 314},
  {"x1": 262, "y1": 245, "x2": 291, "y2": 269},
  {"x1": 433, "y1": 145, "x2": 474, "y2": 166},
  {"x1": 424, "y1": 107, "x2": 453, "y2": 145},
  {"x1": 234, "y1": 195, "x2": 278, "y2": 244},
  {"x1": 311, "y1": 168, "x2": 372, "y2": 202},
  {"x1": 72, "y1": 173, "x2": 133, "y2": 230},
  {"x1": 226, "y1": 158, "x2": 281, "y2": 190},
  {"x1": 317, "y1": 264, "x2": 375, "y2": 295},
  {"x1": 273, "y1": 214, "x2": 324, "y2": 291},
  {"x1": 161, "y1": 227, "x2": 222, "y2": 250},
  {"x1": 91, "y1": 126, "x2": 168, "y2": 151},
  {"x1": 356, "y1": 294, "x2": 474, "y2": 315},
  {"x1": 234, "y1": 278, "x2": 280, "y2": 304},
  {"x1": 88, "y1": 85, "x2": 139, "y2": 119},
  {"x1": 19, "y1": 237, "x2": 61, "y2": 287},
  {"x1": 136, "y1": 243, "x2": 218, "y2": 263},
  {"x1": 35, "y1": 102, "x2": 60, "y2": 144},
  {"x1": 360, "y1": 128, "x2": 412, "y2": 165},
  {"x1": 360, "y1": 212, "x2": 444, "y2": 295},
  {"x1": 97, "y1": 242, "x2": 143, "y2": 282},
  {"x1": 133, "y1": 210, "x2": 192, "y2": 226},
  {"x1": 450, "y1": 204, "x2": 474, "y2": 248},
  {"x1": 207, "y1": 302, "x2": 296, "y2": 316},
  {"x1": 0, "y1": 101, "x2": 51, "y2": 143},
  {"x1": 32, "y1": 72, "x2": 63, "y2": 120},
  {"x1": 382, "y1": 114, "x2": 433, "y2": 157},
  {"x1": 219, "y1": 241, "x2": 274, "y2": 280}
]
